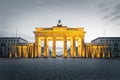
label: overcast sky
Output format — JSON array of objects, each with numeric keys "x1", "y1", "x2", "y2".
[{"x1": 0, "y1": 0, "x2": 120, "y2": 43}]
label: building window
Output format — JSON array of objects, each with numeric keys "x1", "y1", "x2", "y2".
[
  {"x1": 109, "y1": 48, "x2": 111, "y2": 51},
  {"x1": 114, "y1": 48, "x2": 118, "y2": 51},
  {"x1": 1, "y1": 43, "x2": 5, "y2": 46},
  {"x1": 114, "y1": 43, "x2": 118, "y2": 47}
]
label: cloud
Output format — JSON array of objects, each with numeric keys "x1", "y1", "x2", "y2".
[
  {"x1": 99, "y1": 0, "x2": 114, "y2": 8},
  {"x1": 1, "y1": 0, "x2": 119, "y2": 42},
  {"x1": 110, "y1": 15, "x2": 120, "y2": 21},
  {"x1": 99, "y1": 0, "x2": 120, "y2": 23}
]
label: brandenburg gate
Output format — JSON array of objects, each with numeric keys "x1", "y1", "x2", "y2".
[
  {"x1": 33, "y1": 20, "x2": 86, "y2": 58},
  {"x1": 9, "y1": 20, "x2": 110, "y2": 58}
]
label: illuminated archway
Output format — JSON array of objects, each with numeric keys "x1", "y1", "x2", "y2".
[{"x1": 33, "y1": 25, "x2": 86, "y2": 58}]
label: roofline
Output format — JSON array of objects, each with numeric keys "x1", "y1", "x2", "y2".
[
  {"x1": 91, "y1": 37, "x2": 120, "y2": 42},
  {"x1": 0, "y1": 37, "x2": 28, "y2": 42}
]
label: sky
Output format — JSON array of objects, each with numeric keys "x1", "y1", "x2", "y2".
[{"x1": 0, "y1": 0, "x2": 120, "y2": 43}]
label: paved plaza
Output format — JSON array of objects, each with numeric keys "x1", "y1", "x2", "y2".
[{"x1": 0, "y1": 58, "x2": 120, "y2": 80}]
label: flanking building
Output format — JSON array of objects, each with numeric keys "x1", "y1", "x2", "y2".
[
  {"x1": 91, "y1": 37, "x2": 120, "y2": 58},
  {"x1": 0, "y1": 37, "x2": 28, "y2": 58}
]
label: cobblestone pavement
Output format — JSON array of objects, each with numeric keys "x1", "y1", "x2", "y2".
[{"x1": 0, "y1": 58, "x2": 120, "y2": 80}]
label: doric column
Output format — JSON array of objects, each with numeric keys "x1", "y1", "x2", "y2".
[
  {"x1": 33, "y1": 44, "x2": 35, "y2": 58},
  {"x1": 70, "y1": 38, "x2": 73, "y2": 57},
  {"x1": 63, "y1": 37, "x2": 68, "y2": 58},
  {"x1": 30, "y1": 47, "x2": 31, "y2": 58},
  {"x1": 35, "y1": 37, "x2": 38, "y2": 57},
  {"x1": 23, "y1": 46, "x2": 26, "y2": 58},
  {"x1": 96, "y1": 46, "x2": 98, "y2": 58},
  {"x1": 81, "y1": 38, "x2": 85, "y2": 57},
  {"x1": 91, "y1": 46, "x2": 94, "y2": 58},
  {"x1": 44, "y1": 37, "x2": 48, "y2": 58},
  {"x1": 31, "y1": 46, "x2": 34, "y2": 58},
  {"x1": 78, "y1": 38, "x2": 82, "y2": 57},
  {"x1": 108, "y1": 50, "x2": 110, "y2": 58},
  {"x1": 27, "y1": 46, "x2": 30, "y2": 58},
  {"x1": 70, "y1": 37, "x2": 76, "y2": 58},
  {"x1": 38, "y1": 38, "x2": 42, "y2": 57},
  {"x1": 52, "y1": 37, "x2": 56, "y2": 58},
  {"x1": 19, "y1": 46, "x2": 21, "y2": 58},
  {"x1": 102, "y1": 48, "x2": 105, "y2": 58},
  {"x1": 97, "y1": 46, "x2": 100, "y2": 58},
  {"x1": 85, "y1": 45, "x2": 89, "y2": 58},
  {"x1": 87, "y1": 46, "x2": 89, "y2": 57},
  {"x1": 21, "y1": 46, "x2": 23, "y2": 58},
  {"x1": 26, "y1": 46, "x2": 28, "y2": 58}
]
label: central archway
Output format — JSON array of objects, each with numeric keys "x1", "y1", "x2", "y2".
[{"x1": 56, "y1": 41, "x2": 63, "y2": 57}]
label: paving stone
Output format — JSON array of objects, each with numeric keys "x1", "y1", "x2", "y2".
[{"x1": 0, "y1": 58, "x2": 120, "y2": 80}]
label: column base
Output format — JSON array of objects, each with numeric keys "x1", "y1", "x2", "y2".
[
  {"x1": 63, "y1": 56, "x2": 68, "y2": 58},
  {"x1": 43, "y1": 57, "x2": 49, "y2": 58},
  {"x1": 52, "y1": 56, "x2": 56, "y2": 58},
  {"x1": 51, "y1": 53, "x2": 56, "y2": 58},
  {"x1": 63, "y1": 54, "x2": 68, "y2": 58}
]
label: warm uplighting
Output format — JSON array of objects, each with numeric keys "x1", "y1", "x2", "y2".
[
  {"x1": 9, "y1": 52, "x2": 12, "y2": 58},
  {"x1": 108, "y1": 51, "x2": 111, "y2": 58},
  {"x1": 9, "y1": 23, "x2": 110, "y2": 58}
]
